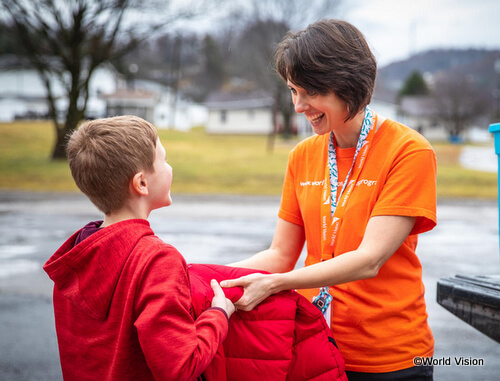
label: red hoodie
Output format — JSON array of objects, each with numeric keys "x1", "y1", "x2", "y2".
[{"x1": 43, "y1": 219, "x2": 228, "y2": 381}]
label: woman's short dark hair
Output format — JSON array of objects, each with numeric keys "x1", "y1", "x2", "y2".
[{"x1": 275, "y1": 19, "x2": 377, "y2": 121}]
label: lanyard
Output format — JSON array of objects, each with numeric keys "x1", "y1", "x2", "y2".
[{"x1": 320, "y1": 106, "x2": 376, "y2": 260}]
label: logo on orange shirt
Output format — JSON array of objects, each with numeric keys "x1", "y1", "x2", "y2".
[{"x1": 300, "y1": 180, "x2": 325, "y2": 187}]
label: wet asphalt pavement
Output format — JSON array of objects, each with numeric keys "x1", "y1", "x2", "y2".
[{"x1": 0, "y1": 191, "x2": 499, "y2": 380}]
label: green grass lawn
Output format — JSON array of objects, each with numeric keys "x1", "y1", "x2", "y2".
[
  {"x1": 0, "y1": 121, "x2": 295, "y2": 195},
  {"x1": 0, "y1": 121, "x2": 497, "y2": 199},
  {"x1": 432, "y1": 142, "x2": 498, "y2": 199}
]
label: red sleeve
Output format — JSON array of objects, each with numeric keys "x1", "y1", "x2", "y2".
[
  {"x1": 134, "y1": 246, "x2": 228, "y2": 380},
  {"x1": 372, "y1": 148, "x2": 437, "y2": 235}
]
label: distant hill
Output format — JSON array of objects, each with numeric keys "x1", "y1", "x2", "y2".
[{"x1": 374, "y1": 48, "x2": 500, "y2": 103}]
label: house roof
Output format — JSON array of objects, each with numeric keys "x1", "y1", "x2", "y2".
[
  {"x1": 100, "y1": 89, "x2": 159, "y2": 107},
  {"x1": 100, "y1": 89, "x2": 158, "y2": 100},
  {"x1": 0, "y1": 55, "x2": 35, "y2": 70},
  {"x1": 204, "y1": 91, "x2": 273, "y2": 110},
  {"x1": 0, "y1": 94, "x2": 50, "y2": 102}
]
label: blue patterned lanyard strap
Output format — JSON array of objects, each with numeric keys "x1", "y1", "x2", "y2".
[{"x1": 327, "y1": 106, "x2": 374, "y2": 217}]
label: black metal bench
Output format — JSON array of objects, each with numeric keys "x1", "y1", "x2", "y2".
[{"x1": 437, "y1": 274, "x2": 500, "y2": 343}]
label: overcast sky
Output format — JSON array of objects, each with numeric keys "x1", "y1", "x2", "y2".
[{"x1": 339, "y1": 0, "x2": 500, "y2": 66}]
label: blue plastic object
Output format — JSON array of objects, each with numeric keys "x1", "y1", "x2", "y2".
[
  {"x1": 489, "y1": 123, "x2": 500, "y2": 155},
  {"x1": 488, "y1": 122, "x2": 500, "y2": 253},
  {"x1": 435, "y1": 123, "x2": 500, "y2": 343},
  {"x1": 449, "y1": 135, "x2": 464, "y2": 144}
]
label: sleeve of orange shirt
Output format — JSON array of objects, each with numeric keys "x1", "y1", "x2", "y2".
[
  {"x1": 371, "y1": 148, "x2": 437, "y2": 235},
  {"x1": 279, "y1": 149, "x2": 305, "y2": 227}
]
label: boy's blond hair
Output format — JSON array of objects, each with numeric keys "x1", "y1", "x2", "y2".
[{"x1": 66, "y1": 115, "x2": 158, "y2": 214}]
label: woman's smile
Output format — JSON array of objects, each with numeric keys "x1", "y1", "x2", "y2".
[{"x1": 307, "y1": 112, "x2": 325, "y2": 126}]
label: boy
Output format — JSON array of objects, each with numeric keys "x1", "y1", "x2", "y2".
[{"x1": 43, "y1": 115, "x2": 234, "y2": 380}]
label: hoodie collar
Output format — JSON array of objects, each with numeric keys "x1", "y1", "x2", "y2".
[{"x1": 44, "y1": 219, "x2": 153, "y2": 320}]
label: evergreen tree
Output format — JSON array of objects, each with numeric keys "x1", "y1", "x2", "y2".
[{"x1": 399, "y1": 70, "x2": 429, "y2": 97}]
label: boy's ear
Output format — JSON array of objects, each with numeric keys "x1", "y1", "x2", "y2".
[{"x1": 130, "y1": 172, "x2": 149, "y2": 196}]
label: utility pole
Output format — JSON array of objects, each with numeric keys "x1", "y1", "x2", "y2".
[
  {"x1": 409, "y1": 20, "x2": 417, "y2": 58},
  {"x1": 495, "y1": 58, "x2": 500, "y2": 121}
]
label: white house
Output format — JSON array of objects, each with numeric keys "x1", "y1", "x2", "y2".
[
  {"x1": 102, "y1": 79, "x2": 206, "y2": 131},
  {"x1": 0, "y1": 68, "x2": 62, "y2": 121},
  {"x1": 204, "y1": 91, "x2": 276, "y2": 134},
  {"x1": 102, "y1": 88, "x2": 159, "y2": 124},
  {"x1": 204, "y1": 92, "x2": 406, "y2": 136},
  {"x1": 369, "y1": 98, "x2": 399, "y2": 121},
  {"x1": 397, "y1": 95, "x2": 448, "y2": 140},
  {"x1": 0, "y1": 60, "x2": 117, "y2": 122},
  {"x1": 0, "y1": 59, "x2": 204, "y2": 130}
]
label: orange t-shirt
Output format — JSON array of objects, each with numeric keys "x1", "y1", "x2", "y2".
[{"x1": 278, "y1": 117, "x2": 437, "y2": 373}]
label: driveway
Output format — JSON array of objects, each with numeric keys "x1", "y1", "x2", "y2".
[{"x1": 0, "y1": 192, "x2": 499, "y2": 380}]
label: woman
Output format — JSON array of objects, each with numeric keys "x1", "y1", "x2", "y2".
[{"x1": 221, "y1": 19, "x2": 436, "y2": 380}]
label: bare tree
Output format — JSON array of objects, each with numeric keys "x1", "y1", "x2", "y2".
[
  {"x1": 1, "y1": 0, "x2": 215, "y2": 159},
  {"x1": 224, "y1": 0, "x2": 341, "y2": 149},
  {"x1": 246, "y1": 0, "x2": 340, "y2": 30},
  {"x1": 432, "y1": 74, "x2": 489, "y2": 138}
]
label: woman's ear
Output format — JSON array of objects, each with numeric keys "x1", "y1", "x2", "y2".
[{"x1": 130, "y1": 172, "x2": 149, "y2": 196}]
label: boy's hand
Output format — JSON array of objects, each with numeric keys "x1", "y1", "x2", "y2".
[{"x1": 210, "y1": 279, "x2": 236, "y2": 318}]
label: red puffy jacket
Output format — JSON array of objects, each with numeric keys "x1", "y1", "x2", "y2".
[{"x1": 188, "y1": 264, "x2": 347, "y2": 381}]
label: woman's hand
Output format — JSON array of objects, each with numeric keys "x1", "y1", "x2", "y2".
[{"x1": 221, "y1": 273, "x2": 282, "y2": 311}]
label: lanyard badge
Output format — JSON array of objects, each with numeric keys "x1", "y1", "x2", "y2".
[{"x1": 313, "y1": 286, "x2": 333, "y2": 327}]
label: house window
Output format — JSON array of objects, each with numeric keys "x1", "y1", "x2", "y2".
[{"x1": 220, "y1": 110, "x2": 227, "y2": 123}]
